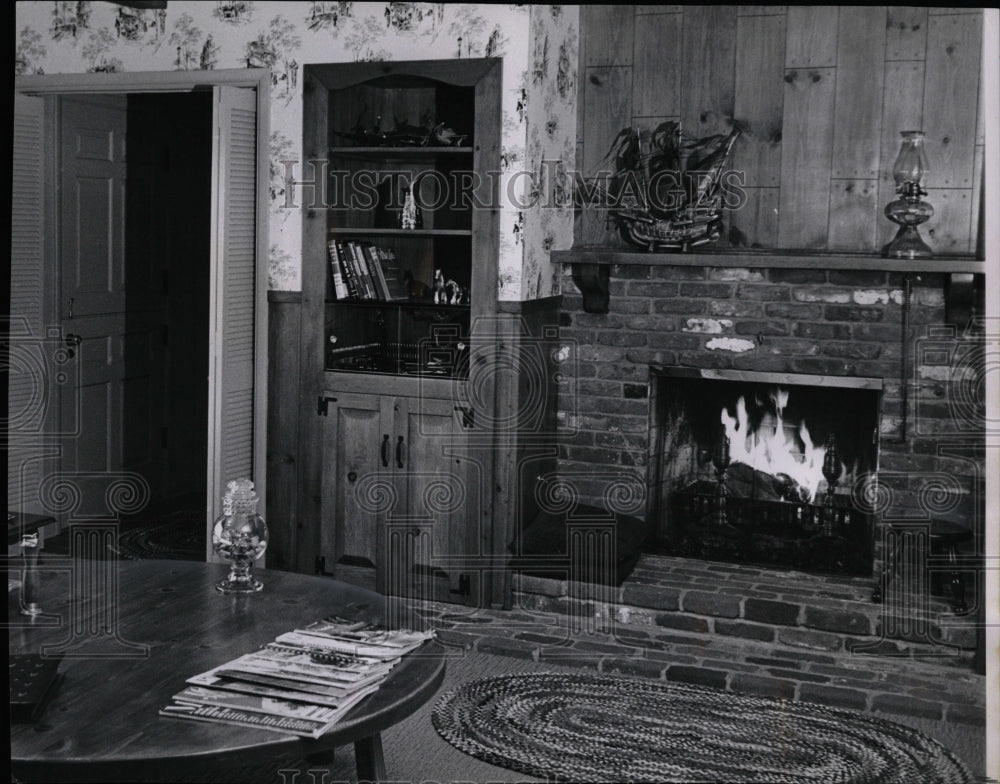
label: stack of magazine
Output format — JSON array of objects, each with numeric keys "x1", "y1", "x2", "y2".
[{"x1": 160, "y1": 618, "x2": 433, "y2": 738}]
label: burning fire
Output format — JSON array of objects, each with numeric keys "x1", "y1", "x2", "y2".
[{"x1": 720, "y1": 388, "x2": 844, "y2": 503}]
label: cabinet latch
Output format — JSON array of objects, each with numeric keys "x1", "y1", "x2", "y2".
[
  {"x1": 455, "y1": 406, "x2": 475, "y2": 429},
  {"x1": 318, "y1": 395, "x2": 337, "y2": 416}
]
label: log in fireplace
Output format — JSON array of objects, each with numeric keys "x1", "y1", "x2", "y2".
[{"x1": 648, "y1": 367, "x2": 883, "y2": 576}]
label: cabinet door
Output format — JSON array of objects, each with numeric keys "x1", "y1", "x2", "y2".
[
  {"x1": 395, "y1": 397, "x2": 475, "y2": 602},
  {"x1": 321, "y1": 393, "x2": 396, "y2": 578}
]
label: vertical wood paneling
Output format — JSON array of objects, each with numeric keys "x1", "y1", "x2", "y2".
[
  {"x1": 266, "y1": 296, "x2": 301, "y2": 571},
  {"x1": 582, "y1": 6, "x2": 635, "y2": 67},
  {"x1": 832, "y1": 7, "x2": 886, "y2": 179},
  {"x1": 681, "y1": 6, "x2": 738, "y2": 137},
  {"x1": 885, "y1": 7, "x2": 929, "y2": 61},
  {"x1": 633, "y1": 12, "x2": 682, "y2": 117},
  {"x1": 738, "y1": 6, "x2": 787, "y2": 16},
  {"x1": 728, "y1": 186, "x2": 779, "y2": 248},
  {"x1": 580, "y1": 64, "x2": 632, "y2": 247},
  {"x1": 582, "y1": 67, "x2": 634, "y2": 175},
  {"x1": 636, "y1": 5, "x2": 683, "y2": 14},
  {"x1": 877, "y1": 61, "x2": 926, "y2": 248},
  {"x1": 925, "y1": 188, "x2": 973, "y2": 254},
  {"x1": 828, "y1": 179, "x2": 879, "y2": 250},
  {"x1": 922, "y1": 14, "x2": 981, "y2": 188},
  {"x1": 778, "y1": 67, "x2": 836, "y2": 248},
  {"x1": 785, "y1": 6, "x2": 840, "y2": 67},
  {"x1": 733, "y1": 13, "x2": 786, "y2": 187},
  {"x1": 576, "y1": 4, "x2": 982, "y2": 255}
]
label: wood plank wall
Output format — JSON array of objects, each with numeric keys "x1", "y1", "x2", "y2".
[{"x1": 575, "y1": 6, "x2": 984, "y2": 255}]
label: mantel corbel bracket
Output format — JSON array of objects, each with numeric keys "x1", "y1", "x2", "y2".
[{"x1": 570, "y1": 262, "x2": 610, "y2": 314}]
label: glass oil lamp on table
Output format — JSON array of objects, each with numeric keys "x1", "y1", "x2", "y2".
[
  {"x1": 212, "y1": 478, "x2": 268, "y2": 593},
  {"x1": 883, "y1": 130, "x2": 934, "y2": 259}
]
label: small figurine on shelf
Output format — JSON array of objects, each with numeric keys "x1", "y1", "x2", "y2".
[
  {"x1": 401, "y1": 186, "x2": 422, "y2": 229},
  {"x1": 433, "y1": 269, "x2": 447, "y2": 304},
  {"x1": 446, "y1": 279, "x2": 464, "y2": 304}
]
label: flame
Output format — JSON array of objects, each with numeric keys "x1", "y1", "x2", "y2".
[{"x1": 720, "y1": 388, "x2": 839, "y2": 503}]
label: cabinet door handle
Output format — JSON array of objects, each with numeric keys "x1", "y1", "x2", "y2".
[
  {"x1": 381, "y1": 434, "x2": 390, "y2": 467},
  {"x1": 395, "y1": 436, "x2": 404, "y2": 469}
]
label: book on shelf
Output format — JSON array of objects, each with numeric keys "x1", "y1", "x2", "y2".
[
  {"x1": 350, "y1": 242, "x2": 377, "y2": 300},
  {"x1": 377, "y1": 247, "x2": 410, "y2": 301},
  {"x1": 334, "y1": 240, "x2": 359, "y2": 300},
  {"x1": 327, "y1": 240, "x2": 349, "y2": 300},
  {"x1": 328, "y1": 239, "x2": 411, "y2": 302},
  {"x1": 362, "y1": 244, "x2": 392, "y2": 300},
  {"x1": 341, "y1": 241, "x2": 363, "y2": 298}
]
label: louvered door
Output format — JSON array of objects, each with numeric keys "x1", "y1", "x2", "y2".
[
  {"x1": 207, "y1": 85, "x2": 261, "y2": 553},
  {"x1": 8, "y1": 94, "x2": 47, "y2": 513}
]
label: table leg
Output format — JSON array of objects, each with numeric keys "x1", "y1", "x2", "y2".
[
  {"x1": 355, "y1": 733, "x2": 387, "y2": 783},
  {"x1": 304, "y1": 749, "x2": 335, "y2": 765}
]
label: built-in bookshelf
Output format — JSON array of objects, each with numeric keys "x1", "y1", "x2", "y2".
[{"x1": 307, "y1": 60, "x2": 499, "y2": 380}]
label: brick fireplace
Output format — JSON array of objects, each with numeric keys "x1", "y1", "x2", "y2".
[
  {"x1": 647, "y1": 365, "x2": 881, "y2": 576},
  {"x1": 555, "y1": 261, "x2": 985, "y2": 580}
]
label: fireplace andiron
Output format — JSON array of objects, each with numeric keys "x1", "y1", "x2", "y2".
[
  {"x1": 821, "y1": 434, "x2": 841, "y2": 535},
  {"x1": 712, "y1": 428, "x2": 731, "y2": 527}
]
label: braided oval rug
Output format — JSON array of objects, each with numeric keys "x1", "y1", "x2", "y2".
[{"x1": 432, "y1": 672, "x2": 974, "y2": 783}]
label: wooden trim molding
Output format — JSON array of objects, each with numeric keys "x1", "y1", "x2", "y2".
[
  {"x1": 554, "y1": 248, "x2": 985, "y2": 314},
  {"x1": 268, "y1": 291, "x2": 303, "y2": 303},
  {"x1": 552, "y1": 248, "x2": 986, "y2": 273},
  {"x1": 15, "y1": 68, "x2": 269, "y2": 94}
]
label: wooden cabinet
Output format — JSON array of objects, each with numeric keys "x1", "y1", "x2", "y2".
[
  {"x1": 303, "y1": 59, "x2": 501, "y2": 605},
  {"x1": 320, "y1": 391, "x2": 480, "y2": 602}
]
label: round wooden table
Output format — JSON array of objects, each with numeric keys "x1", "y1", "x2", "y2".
[{"x1": 9, "y1": 559, "x2": 446, "y2": 783}]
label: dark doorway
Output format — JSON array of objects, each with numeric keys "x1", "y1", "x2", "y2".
[{"x1": 123, "y1": 91, "x2": 212, "y2": 510}]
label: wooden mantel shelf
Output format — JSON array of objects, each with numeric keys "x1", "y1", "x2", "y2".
[
  {"x1": 552, "y1": 247, "x2": 984, "y2": 314},
  {"x1": 551, "y1": 247, "x2": 984, "y2": 274}
]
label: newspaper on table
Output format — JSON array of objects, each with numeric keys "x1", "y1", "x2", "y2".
[{"x1": 160, "y1": 618, "x2": 434, "y2": 737}]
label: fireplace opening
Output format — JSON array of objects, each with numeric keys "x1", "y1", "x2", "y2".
[{"x1": 648, "y1": 367, "x2": 883, "y2": 576}]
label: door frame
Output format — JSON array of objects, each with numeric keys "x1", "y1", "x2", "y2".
[{"x1": 14, "y1": 68, "x2": 271, "y2": 534}]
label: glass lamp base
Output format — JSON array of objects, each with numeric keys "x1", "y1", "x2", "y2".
[
  {"x1": 882, "y1": 225, "x2": 933, "y2": 259},
  {"x1": 215, "y1": 568, "x2": 264, "y2": 593}
]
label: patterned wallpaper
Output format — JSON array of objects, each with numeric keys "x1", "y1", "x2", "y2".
[{"x1": 14, "y1": 1, "x2": 577, "y2": 299}]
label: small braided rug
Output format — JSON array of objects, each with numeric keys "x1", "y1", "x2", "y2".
[{"x1": 432, "y1": 672, "x2": 974, "y2": 783}]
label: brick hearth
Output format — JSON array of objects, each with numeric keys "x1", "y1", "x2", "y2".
[{"x1": 414, "y1": 553, "x2": 983, "y2": 729}]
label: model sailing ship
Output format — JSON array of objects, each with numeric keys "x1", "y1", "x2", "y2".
[{"x1": 603, "y1": 120, "x2": 742, "y2": 251}]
